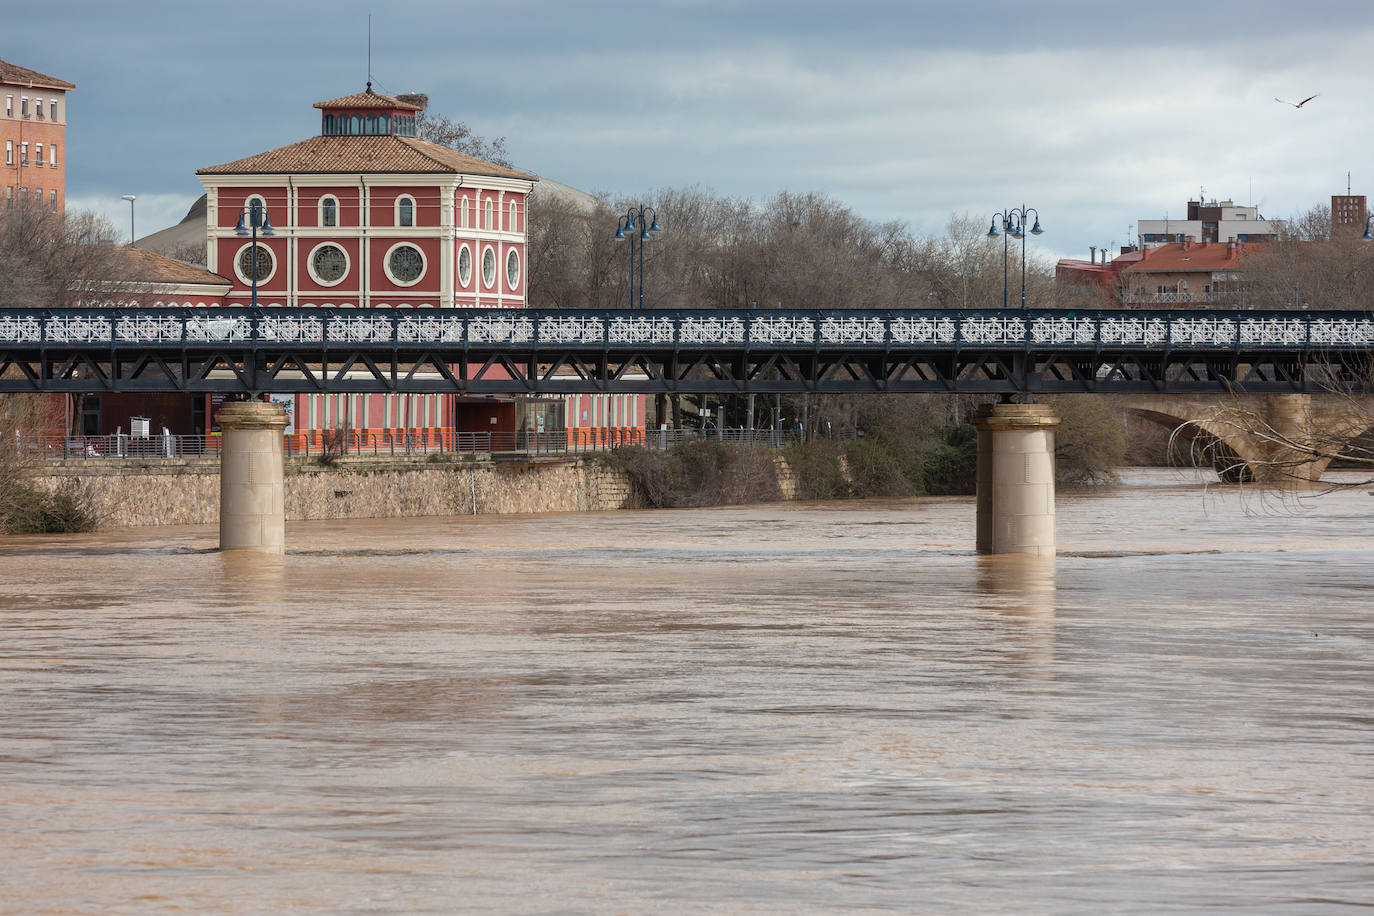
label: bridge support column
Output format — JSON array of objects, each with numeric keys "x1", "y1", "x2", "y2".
[
  {"x1": 218, "y1": 400, "x2": 289, "y2": 554},
  {"x1": 973, "y1": 403, "x2": 1060, "y2": 556},
  {"x1": 1264, "y1": 394, "x2": 1320, "y2": 482}
]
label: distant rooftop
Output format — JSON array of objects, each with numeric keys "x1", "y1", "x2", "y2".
[{"x1": 0, "y1": 57, "x2": 75, "y2": 90}]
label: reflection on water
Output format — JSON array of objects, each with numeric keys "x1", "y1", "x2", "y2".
[{"x1": 1, "y1": 468, "x2": 1372, "y2": 914}]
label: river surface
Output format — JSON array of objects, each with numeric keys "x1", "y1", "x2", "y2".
[{"x1": 1, "y1": 469, "x2": 1372, "y2": 914}]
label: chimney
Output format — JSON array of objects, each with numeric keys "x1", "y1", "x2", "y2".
[
  {"x1": 1089, "y1": 246, "x2": 1097, "y2": 263},
  {"x1": 1182, "y1": 238, "x2": 1192, "y2": 251},
  {"x1": 1227, "y1": 241, "x2": 1238, "y2": 260}
]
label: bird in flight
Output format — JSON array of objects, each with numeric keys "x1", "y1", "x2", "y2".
[{"x1": 1275, "y1": 94, "x2": 1319, "y2": 108}]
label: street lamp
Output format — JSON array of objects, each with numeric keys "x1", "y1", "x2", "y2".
[
  {"x1": 614, "y1": 204, "x2": 663, "y2": 309},
  {"x1": 121, "y1": 194, "x2": 136, "y2": 246},
  {"x1": 987, "y1": 204, "x2": 1044, "y2": 309},
  {"x1": 234, "y1": 198, "x2": 276, "y2": 311}
]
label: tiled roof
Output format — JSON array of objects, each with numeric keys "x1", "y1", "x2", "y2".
[
  {"x1": 197, "y1": 134, "x2": 536, "y2": 180},
  {"x1": 0, "y1": 58, "x2": 75, "y2": 90},
  {"x1": 113, "y1": 247, "x2": 230, "y2": 287},
  {"x1": 314, "y1": 90, "x2": 422, "y2": 111},
  {"x1": 1123, "y1": 241, "x2": 1263, "y2": 273}
]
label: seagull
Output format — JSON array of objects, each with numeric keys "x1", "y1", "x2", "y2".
[{"x1": 1275, "y1": 94, "x2": 1319, "y2": 108}]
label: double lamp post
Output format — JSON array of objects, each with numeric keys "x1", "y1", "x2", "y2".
[
  {"x1": 614, "y1": 204, "x2": 663, "y2": 309},
  {"x1": 987, "y1": 204, "x2": 1044, "y2": 309}
]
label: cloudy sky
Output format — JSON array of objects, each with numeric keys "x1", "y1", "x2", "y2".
[{"x1": 11, "y1": 0, "x2": 1372, "y2": 264}]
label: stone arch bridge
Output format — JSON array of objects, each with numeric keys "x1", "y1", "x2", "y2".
[{"x1": 1118, "y1": 393, "x2": 1374, "y2": 483}]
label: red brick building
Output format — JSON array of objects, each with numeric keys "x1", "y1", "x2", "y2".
[
  {"x1": 195, "y1": 88, "x2": 546, "y2": 437},
  {"x1": 1, "y1": 58, "x2": 73, "y2": 214}
]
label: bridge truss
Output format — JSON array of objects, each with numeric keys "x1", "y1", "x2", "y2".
[{"x1": 1, "y1": 307, "x2": 1371, "y2": 395}]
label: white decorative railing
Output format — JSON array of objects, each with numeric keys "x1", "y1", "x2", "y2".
[
  {"x1": 820, "y1": 316, "x2": 885, "y2": 345},
  {"x1": 8, "y1": 309, "x2": 1374, "y2": 351},
  {"x1": 679, "y1": 316, "x2": 745, "y2": 344},
  {"x1": 960, "y1": 316, "x2": 1026, "y2": 345},
  {"x1": 750, "y1": 316, "x2": 815, "y2": 344},
  {"x1": 890, "y1": 316, "x2": 957, "y2": 344},
  {"x1": 1031, "y1": 316, "x2": 1096, "y2": 345},
  {"x1": 1100, "y1": 317, "x2": 1168, "y2": 346},
  {"x1": 539, "y1": 315, "x2": 604, "y2": 345},
  {"x1": 1171, "y1": 317, "x2": 1237, "y2": 347}
]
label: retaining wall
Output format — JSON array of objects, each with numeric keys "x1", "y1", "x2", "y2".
[{"x1": 29, "y1": 456, "x2": 638, "y2": 530}]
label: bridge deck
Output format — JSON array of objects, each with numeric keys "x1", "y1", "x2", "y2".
[{"x1": 1, "y1": 307, "x2": 1370, "y2": 394}]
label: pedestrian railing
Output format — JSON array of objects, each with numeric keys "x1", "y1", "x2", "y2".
[{"x1": 16, "y1": 427, "x2": 804, "y2": 461}]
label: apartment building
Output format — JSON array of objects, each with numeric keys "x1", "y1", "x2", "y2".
[{"x1": 1, "y1": 58, "x2": 73, "y2": 214}]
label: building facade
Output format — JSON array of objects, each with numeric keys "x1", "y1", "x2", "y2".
[
  {"x1": 1, "y1": 58, "x2": 73, "y2": 214},
  {"x1": 1137, "y1": 199, "x2": 1278, "y2": 250},
  {"x1": 196, "y1": 89, "x2": 549, "y2": 437}
]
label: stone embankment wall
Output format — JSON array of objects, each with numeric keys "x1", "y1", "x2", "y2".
[{"x1": 29, "y1": 456, "x2": 639, "y2": 530}]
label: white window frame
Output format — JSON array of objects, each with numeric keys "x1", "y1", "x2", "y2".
[
  {"x1": 460, "y1": 196, "x2": 469, "y2": 228},
  {"x1": 306, "y1": 241, "x2": 351, "y2": 287},
  {"x1": 50, "y1": 99, "x2": 57, "y2": 121},
  {"x1": 382, "y1": 242, "x2": 427, "y2": 287},
  {"x1": 241, "y1": 194, "x2": 270, "y2": 231},
  {"x1": 232, "y1": 241, "x2": 278, "y2": 286},
  {"x1": 319, "y1": 194, "x2": 340, "y2": 228},
  {"x1": 4, "y1": 96, "x2": 11, "y2": 117},
  {"x1": 505, "y1": 248, "x2": 521, "y2": 290},
  {"x1": 481, "y1": 244, "x2": 497, "y2": 289},
  {"x1": 20, "y1": 142, "x2": 27, "y2": 165},
  {"x1": 34, "y1": 144, "x2": 42, "y2": 166},
  {"x1": 49, "y1": 189, "x2": 56, "y2": 213},
  {"x1": 49, "y1": 143, "x2": 57, "y2": 168},
  {"x1": 395, "y1": 194, "x2": 416, "y2": 228},
  {"x1": 457, "y1": 243, "x2": 472, "y2": 287},
  {"x1": 4, "y1": 141, "x2": 11, "y2": 166},
  {"x1": 483, "y1": 199, "x2": 493, "y2": 230},
  {"x1": 19, "y1": 96, "x2": 28, "y2": 117},
  {"x1": 508, "y1": 201, "x2": 518, "y2": 233}
]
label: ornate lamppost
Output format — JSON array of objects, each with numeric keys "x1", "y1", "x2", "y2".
[
  {"x1": 234, "y1": 198, "x2": 276, "y2": 312},
  {"x1": 614, "y1": 205, "x2": 663, "y2": 309},
  {"x1": 987, "y1": 205, "x2": 1044, "y2": 309}
]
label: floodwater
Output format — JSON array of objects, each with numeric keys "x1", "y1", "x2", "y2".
[{"x1": 1, "y1": 469, "x2": 1371, "y2": 914}]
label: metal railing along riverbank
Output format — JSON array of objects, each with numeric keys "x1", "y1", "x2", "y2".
[{"x1": 18, "y1": 427, "x2": 804, "y2": 461}]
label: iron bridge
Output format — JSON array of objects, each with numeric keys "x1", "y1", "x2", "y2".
[{"x1": 1, "y1": 306, "x2": 1371, "y2": 395}]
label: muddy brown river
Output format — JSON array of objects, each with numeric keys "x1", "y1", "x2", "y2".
[{"x1": 1, "y1": 469, "x2": 1371, "y2": 913}]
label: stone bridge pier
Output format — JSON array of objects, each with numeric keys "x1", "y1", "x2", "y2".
[
  {"x1": 218, "y1": 400, "x2": 289, "y2": 553},
  {"x1": 973, "y1": 403, "x2": 1060, "y2": 556}
]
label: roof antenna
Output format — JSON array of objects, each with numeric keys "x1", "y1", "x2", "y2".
[{"x1": 366, "y1": 13, "x2": 373, "y2": 93}]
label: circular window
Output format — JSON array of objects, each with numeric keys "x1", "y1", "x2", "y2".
[
  {"x1": 309, "y1": 243, "x2": 349, "y2": 286},
  {"x1": 481, "y1": 247, "x2": 496, "y2": 288},
  {"x1": 385, "y1": 243, "x2": 425, "y2": 286},
  {"x1": 506, "y1": 249, "x2": 520, "y2": 288},
  {"x1": 236, "y1": 244, "x2": 274, "y2": 283},
  {"x1": 457, "y1": 245, "x2": 472, "y2": 287}
]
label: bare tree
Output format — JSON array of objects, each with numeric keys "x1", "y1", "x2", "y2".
[
  {"x1": 416, "y1": 112, "x2": 512, "y2": 167},
  {"x1": 0, "y1": 206, "x2": 124, "y2": 310}
]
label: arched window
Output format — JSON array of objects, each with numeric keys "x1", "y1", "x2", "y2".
[
  {"x1": 379, "y1": 114, "x2": 390, "y2": 134},
  {"x1": 351, "y1": 115, "x2": 363, "y2": 134},
  {"x1": 365, "y1": 114, "x2": 378, "y2": 135},
  {"x1": 397, "y1": 196, "x2": 415, "y2": 227},
  {"x1": 483, "y1": 199, "x2": 493, "y2": 230},
  {"x1": 323, "y1": 114, "x2": 335, "y2": 135},
  {"x1": 508, "y1": 201, "x2": 518, "y2": 233},
  {"x1": 460, "y1": 197, "x2": 469, "y2": 228},
  {"x1": 320, "y1": 196, "x2": 338, "y2": 227}
]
